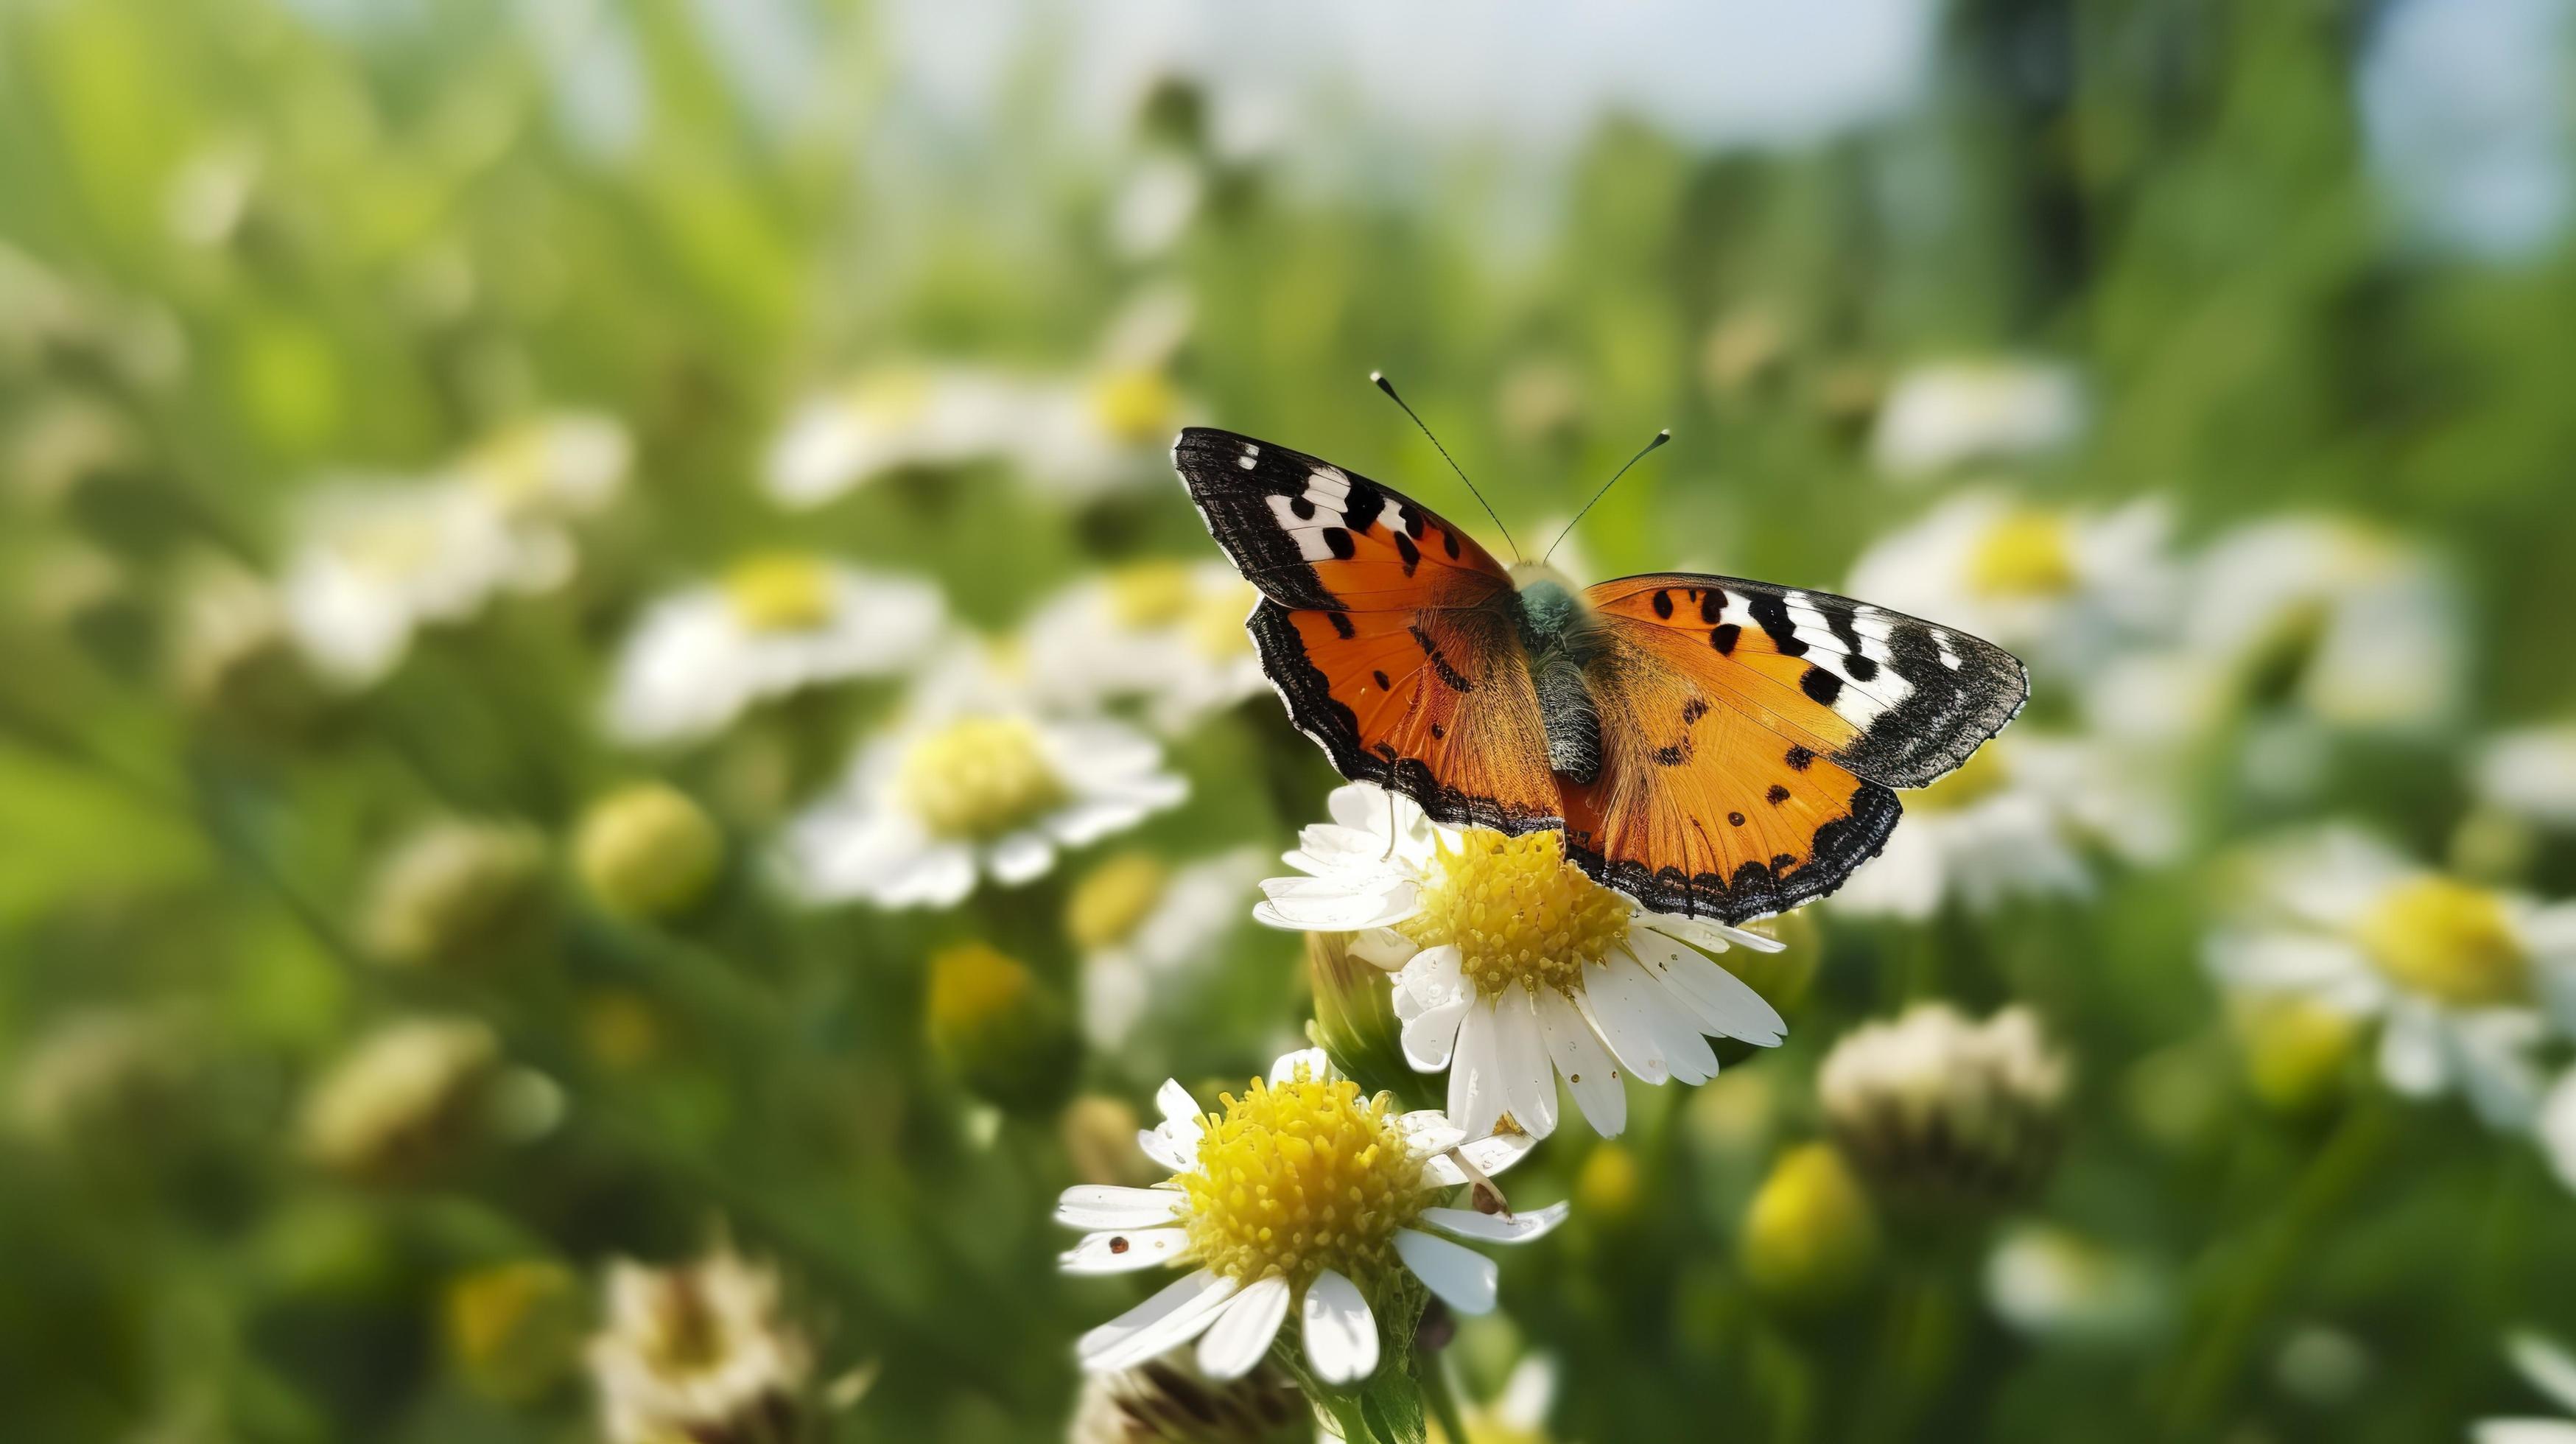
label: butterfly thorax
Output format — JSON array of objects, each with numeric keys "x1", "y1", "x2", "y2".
[{"x1": 1507, "y1": 567, "x2": 1607, "y2": 787}]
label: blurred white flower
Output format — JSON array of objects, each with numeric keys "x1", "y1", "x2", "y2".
[
  {"x1": 1070, "y1": 847, "x2": 1271, "y2": 1050},
  {"x1": 281, "y1": 478, "x2": 569, "y2": 684},
  {"x1": 1819, "y1": 1002, "x2": 2071, "y2": 1206},
  {"x1": 1024, "y1": 560, "x2": 1263, "y2": 735},
  {"x1": 1832, "y1": 732, "x2": 2175, "y2": 919},
  {"x1": 1869, "y1": 358, "x2": 2086, "y2": 480},
  {"x1": 2473, "y1": 1331, "x2": 2576, "y2": 1444},
  {"x1": 588, "y1": 1243, "x2": 813, "y2": 1444},
  {"x1": 2479, "y1": 725, "x2": 2576, "y2": 831},
  {"x1": 1252, "y1": 783, "x2": 1788, "y2": 1140},
  {"x1": 603, "y1": 553, "x2": 945, "y2": 746},
  {"x1": 297, "y1": 1017, "x2": 503, "y2": 1182},
  {"x1": 781, "y1": 654, "x2": 1186, "y2": 909},
  {"x1": 1109, "y1": 153, "x2": 1204, "y2": 259},
  {"x1": 1843, "y1": 489, "x2": 2176, "y2": 675},
  {"x1": 1983, "y1": 1223, "x2": 2166, "y2": 1342},
  {"x1": 2205, "y1": 827, "x2": 2576, "y2": 1129},
  {"x1": 2185, "y1": 515, "x2": 2465, "y2": 734},
  {"x1": 763, "y1": 365, "x2": 1024, "y2": 508},
  {"x1": 452, "y1": 410, "x2": 631, "y2": 522},
  {"x1": 1055, "y1": 1048, "x2": 1559, "y2": 1384}
]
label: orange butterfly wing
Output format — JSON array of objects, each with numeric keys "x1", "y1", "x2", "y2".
[
  {"x1": 1562, "y1": 574, "x2": 2027, "y2": 919},
  {"x1": 1174, "y1": 427, "x2": 1561, "y2": 831}
]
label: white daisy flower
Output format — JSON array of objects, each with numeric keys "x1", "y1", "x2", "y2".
[
  {"x1": 2477, "y1": 724, "x2": 2576, "y2": 831},
  {"x1": 762, "y1": 365, "x2": 1025, "y2": 508},
  {"x1": 281, "y1": 477, "x2": 568, "y2": 686},
  {"x1": 1252, "y1": 783, "x2": 1790, "y2": 1140},
  {"x1": 1010, "y1": 363, "x2": 1190, "y2": 500},
  {"x1": 452, "y1": 410, "x2": 631, "y2": 522},
  {"x1": 1829, "y1": 730, "x2": 2179, "y2": 920},
  {"x1": 1070, "y1": 847, "x2": 1272, "y2": 1051},
  {"x1": 1982, "y1": 1224, "x2": 2166, "y2": 1342},
  {"x1": 2474, "y1": 1331, "x2": 2576, "y2": 1444},
  {"x1": 781, "y1": 656, "x2": 1187, "y2": 909},
  {"x1": 1023, "y1": 560, "x2": 1265, "y2": 735},
  {"x1": 1869, "y1": 357, "x2": 2087, "y2": 480},
  {"x1": 603, "y1": 552, "x2": 946, "y2": 746},
  {"x1": 2183, "y1": 515, "x2": 2465, "y2": 734},
  {"x1": 2203, "y1": 827, "x2": 2576, "y2": 1129},
  {"x1": 1842, "y1": 488, "x2": 2177, "y2": 677},
  {"x1": 586, "y1": 1242, "x2": 813, "y2": 1444},
  {"x1": 1056, "y1": 1048, "x2": 1565, "y2": 1385}
]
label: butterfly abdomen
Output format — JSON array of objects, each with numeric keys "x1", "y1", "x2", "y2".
[{"x1": 1515, "y1": 575, "x2": 1606, "y2": 786}]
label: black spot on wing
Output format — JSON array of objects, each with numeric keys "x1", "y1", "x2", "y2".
[
  {"x1": 1442, "y1": 531, "x2": 1461, "y2": 559},
  {"x1": 1680, "y1": 697, "x2": 1708, "y2": 725},
  {"x1": 1289, "y1": 497, "x2": 1316, "y2": 522},
  {"x1": 1652, "y1": 590, "x2": 1674, "y2": 620},
  {"x1": 1727, "y1": 810, "x2": 1746, "y2": 826},
  {"x1": 1699, "y1": 591, "x2": 1724, "y2": 624},
  {"x1": 1323, "y1": 528, "x2": 1356, "y2": 561},
  {"x1": 1327, "y1": 611, "x2": 1355, "y2": 640},
  {"x1": 1800, "y1": 666, "x2": 1844, "y2": 706},
  {"x1": 1784, "y1": 745, "x2": 1814, "y2": 771},
  {"x1": 1394, "y1": 533, "x2": 1421, "y2": 575},
  {"x1": 1748, "y1": 594, "x2": 1807, "y2": 657},
  {"x1": 1710, "y1": 623, "x2": 1739, "y2": 655},
  {"x1": 1766, "y1": 785, "x2": 1791, "y2": 805},
  {"x1": 1372, "y1": 669, "x2": 1391, "y2": 690}
]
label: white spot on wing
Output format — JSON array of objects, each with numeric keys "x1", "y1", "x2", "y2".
[
  {"x1": 1934, "y1": 631, "x2": 1962, "y2": 670},
  {"x1": 1265, "y1": 494, "x2": 1341, "y2": 561},
  {"x1": 1238, "y1": 444, "x2": 1260, "y2": 471},
  {"x1": 1306, "y1": 466, "x2": 1352, "y2": 506}
]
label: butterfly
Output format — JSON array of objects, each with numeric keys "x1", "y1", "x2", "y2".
[{"x1": 1173, "y1": 422, "x2": 2029, "y2": 922}]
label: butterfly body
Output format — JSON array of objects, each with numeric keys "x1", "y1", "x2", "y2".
[{"x1": 1175, "y1": 426, "x2": 2029, "y2": 921}]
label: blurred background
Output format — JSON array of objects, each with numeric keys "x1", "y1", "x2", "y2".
[{"x1": 7, "y1": 0, "x2": 2576, "y2": 1440}]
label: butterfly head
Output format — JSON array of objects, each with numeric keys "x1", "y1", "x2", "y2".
[{"x1": 1508, "y1": 561, "x2": 1592, "y2": 651}]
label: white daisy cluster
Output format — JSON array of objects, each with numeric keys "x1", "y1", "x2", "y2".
[{"x1": 279, "y1": 411, "x2": 631, "y2": 685}]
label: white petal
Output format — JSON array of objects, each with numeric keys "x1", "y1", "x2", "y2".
[
  {"x1": 1054, "y1": 1185, "x2": 1186, "y2": 1230},
  {"x1": 1625, "y1": 937, "x2": 1786, "y2": 1045},
  {"x1": 1350, "y1": 926, "x2": 1421, "y2": 969},
  {"x1": 1447, "y1": 1001, "x2": 1506, "y2": 1140},
  {"x1": 1574, "y1": 961, "x2": 1670, "y2": 1084},
  {"x1": 2511, "y1": 1331, "x2": 2576, "y2": 1415},
  {"x1": 1491, "y1": 986, "x2": 1558, "y2": 1138},
  {"x1": 1537, "y1": 986, "x2": 1626, "y2": 1137},
  {"x1": 1300, "y1": 1268, "x2": 1380, "y2": 1385},
  {"x1": 1401, "y1": 995, "x2": 1470, "y2": 1072},
  {"x1": 1251, "y1": 874, "x2": 1422, "y2": 931},
  {"x1": 1422, "y1": 1200, "x2": 1570, "y2": 1244},
  {"x1": 1060, "y1": 1227, "x2": 1193, "y2": 1275},
  {"x1": 1155, "y1": 1079, "x2": 1201, "y2": 1128},
  {"x1": 1640, "y1": 911, "x2": 1785, "y2": 955},
  {"x1": 1422, "y1": 1131, "x2": 1539, "y2": 1185},
  {"x1": 1195, "y1": 1275, "x2": 1291, "y2": 1379},
  {"x1": 1137, "y1": 1127, "x2": 1194, "y2": 1174},
  {"x1": 1269, "y1": 1047, "x2": 1333, "y2": 1084},
  {"x1": 986, "y1": 830, "x2": 1056, "y2": 885},
  {"x1": 1398, "y1": 945, "x2": 1470, "y2": 1009},
  {"x1": 1077, "y1": 1269, "x2": 1240, "y2": 1373},
  {"x1": 1396, "y1": 1110, "x2": 1466, "y2": 1156},
  {"x1": 1394, "y1": 1228, "x2": 1498, "y2": 1315},
  {"x1": 2474, "y1": 1423, "x2": 2576, "y2": 1444},
  {"x1": 2376, "y1": 1004, "x2": 2450, "y2": 1097}
]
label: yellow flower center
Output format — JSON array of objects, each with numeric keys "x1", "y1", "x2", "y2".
[
  {"x1": 1968, "y1": 509, "x2": 2077, "y2": 597},
  {"x1": 896, "y1": 716, "x2": 1067, "y2": 840},
  {"x1": 1065, "y1": 852, "x2": 1169, "y2": 951},
  {"x1": 1090, "y1": 367, "x2": 1180, "y2": 446},
  {"x1": 640, "y1": 1272, "x2": 729, "y2": 1376},
  {"x1": 1400, "y1": 830, "x2": 1633, "y2": 1000},
  {"x1": 924, "y1": 942, "x2": 1036, "y2": 1036},
  {"x1": 2356, "y1": 875, "x2": 2527, "y2": 1006},
  {"x1": 1909, "y1": 743, "x2": 2012, "y2": 814},
  {"x1": 1105, "y1": 561, "x2": 1197, "y2": 628},
  {"x1": 1185, "y1": 579, "x2": 1257, "y2": 660},
  {"x1": 1177, "y1": 1065, "x2": 1429, "y2": 1294},
  {"x1": 464, "y1": 424, "x2": 551, "y2": 511},
  {"x1": 340, "y1": 513, "x2": 447, "y2": 583},
  {"x1": 721, "y1": 553, "x2": 835, "y2": 632}
]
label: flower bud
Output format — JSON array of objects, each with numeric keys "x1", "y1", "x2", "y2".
[
  {"x1": 1062, "y1": 1094, "x2": 1156, "y2": 1186},
  {"x1": 575, "y1": 782, "x2": 723, "y2": 919},
  {"x1": 924, "y1": 942, "x2": 1077, "y2": 1114},
  {"x1": 445, "y1": 1260, "x2": 586, "y2": 1403},
  {"x1": 1818, "y1": 1003, "x2": 2069, "y2": 1212},
  {"x1": 298, "y1": 1018, "x2": 503, "y2": 1183},
  {"x1": 2229, "y1": 994, "x2": 2360, "y2": 1114},
  {"x1": 1573, "y1": 1141, "x2": 1642, "y2": 1227},
  {"x1": 1305, "y1": 930, "x2": 1408, "y2": 1097},
  {"x1": 362, "y1": 819, "x2": 551, "y2": 969},
  {"x1": 589, "y1": 1244, "x2": 818, "y2": 1444},
  {"x1": 1070, "y1": 1356, "x2": 1306, "y2": 1443},
  {"x1": 1740, "y1": 1142, "x2": 1880, "y2": 1307}
]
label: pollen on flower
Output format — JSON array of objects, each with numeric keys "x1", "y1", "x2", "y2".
[
  {"x1": 721, "y1": 553, "x2": 835, "y2": 631},
  {"x1": 896, "y1": 716, "x2": 1068, "y2": 839},
  {"x1": 1399, "y1": 829, "x2": 1632, "y2": 1000},
  {"x1": 2356, "y1": 875, "x2": 2527, "y2": 1006},
  {"x1": 1968, "y1": 509, "x2": 2077, "y2": 597},
  {"x1": 1176, "y1": 1064, "x2": 1430, "y2": 1294}
]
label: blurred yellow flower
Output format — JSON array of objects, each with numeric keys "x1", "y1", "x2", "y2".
[
  {"x1": 576, "y1": 782, "x2": 723, "y2": 919},
  {"x1": 1741, "y1": 1143, "x2": 1879, "y2": 1306}
]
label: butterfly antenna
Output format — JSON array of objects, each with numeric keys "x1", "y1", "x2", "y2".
[
  {"x1": 1372, "y1": 371, "x2": 1520, "y2": 562},
  {"x1": 1542, "y1": 428, "x2": 1671, "y2": 566}
]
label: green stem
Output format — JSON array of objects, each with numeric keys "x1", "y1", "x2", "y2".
[
  {"x1": 2161, "y1": 1099, "x2": 2393, "y2": 1436},
  {"x1": 1420, "y1": 1352, "x2": 1470, "y2": 1443}
]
